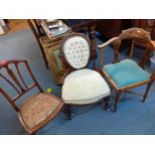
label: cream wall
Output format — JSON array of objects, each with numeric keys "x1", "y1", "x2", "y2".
[{"x1": 0, "y1": 19, "x2": 6, "y2": 35}]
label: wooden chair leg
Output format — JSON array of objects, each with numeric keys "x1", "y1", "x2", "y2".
[
  {"x1": 40, "y1": 45, "x2": 49, "y2": 69},
  {"x1": 113, "y1": 91, "x2": 121, "y2": 112},
  {"x1": 103, "y1": 96, "x2": 110, "y2": 111},
  {"x1": 142, "y1": 80, "x2": 154, "y2": 103},
  {"x1": 41, "y1": 51, "x2": 49, "y2": 69},
  {"x1": 62, "y1": 105, "x2": 73, "y2": 120}
]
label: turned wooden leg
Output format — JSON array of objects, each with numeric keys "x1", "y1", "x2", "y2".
[
  {"x1": 113, "y1": 91, "x2": 121, "y2": 112},
  {"x1": 142, "y1": 80, "x2": 154, "y2": 103},
  {"x1": 62, "y1": 105, "x2": 73, "y2": 120},
  {"x1": 103, "y1": 96, "x2": 110, "y2": 111}
]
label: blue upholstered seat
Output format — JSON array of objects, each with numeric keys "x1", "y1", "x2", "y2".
[{"x1": 104, "y1": 59, "x2": 150, "y2": 88}]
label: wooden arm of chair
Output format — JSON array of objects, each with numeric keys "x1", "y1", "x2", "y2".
[
  {"x1": 98, "y1": 37, "x2": 120, "y2": 49},
  {"x1": 97, "y1": 37, "x2": 120, "y2": 68}
]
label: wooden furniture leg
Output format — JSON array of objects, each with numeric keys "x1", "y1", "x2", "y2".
[
  {"x1": 113, "y1": 91, "x2": 122, "y2": 112},
  {"x1": 88, "y1": 25, "x2": 97, "y2": 69},
  {"x1": 142, "y1": 80, "x2": 154, "y2": 102},
  {"x1": 40, "y1": 45, "x2": 49, "y2": 69},
  {"x1": 63, "y1": 105, "x2": 73, "y2": 120},
  {"x1": 103, "y1": 96, "x2": 110, "y2": 111}
]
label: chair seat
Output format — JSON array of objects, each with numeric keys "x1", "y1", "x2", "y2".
[
  {"x1": 19, "y1": 93, "x2": 64, "y2": 133},
  {"x1": 103, "y1": 59, "x2": 150, "y2": 88},
  {"x1": 62, "y1": 69, "x2": 110, "y2": 105}
]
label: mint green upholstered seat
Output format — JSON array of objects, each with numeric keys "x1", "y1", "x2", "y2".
[{"x1": 104, "y1": 59, "x2": 150, "y2": 88}]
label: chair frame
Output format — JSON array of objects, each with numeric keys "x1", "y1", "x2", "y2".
[
  {"x1": 0, "y1": 59, "x2": 64, "y2": 134},
  {"x1": 98, "y1": 28, "x2": 155, "y2": 112}
]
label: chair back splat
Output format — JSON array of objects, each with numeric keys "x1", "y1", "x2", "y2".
[{"x1": 0, "y1": 59, "x2": 42, "y2": 111}]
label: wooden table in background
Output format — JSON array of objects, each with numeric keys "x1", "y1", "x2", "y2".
[{"x1": 39, "y1": 20, "x2": 72, "y2": 84}]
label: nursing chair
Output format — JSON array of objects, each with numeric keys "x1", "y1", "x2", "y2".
[
  {"x1": 98, "y1": 28, "x2": 155, "y2": 112},
  {"x1": 0, "y1": 60, "x2": 64, "y2": 134},
  {"x1": 61, "y1": 33, "x2": 110, "y2": 119}
]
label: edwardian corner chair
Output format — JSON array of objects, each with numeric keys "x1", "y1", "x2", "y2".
[
  {"x1": 61, "y1": 33, "x2": 110, "y2": 119},
  {"x1": 0, "y1": 60, "x2": 64, "y2": 134},
  {"x1": 98, "y1": 28, "x2": 155, "y2": 112}
]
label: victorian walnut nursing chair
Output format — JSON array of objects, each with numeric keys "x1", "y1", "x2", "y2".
[
  {"x1": 61, "y1": 33, "x2": 110, "y2": 119},
  {"x1": 0, "y1": 60, "x2": 64, "y2": 134},
  {"x1": 98, "y1": 28, "x2": 155, "y2": 112}
]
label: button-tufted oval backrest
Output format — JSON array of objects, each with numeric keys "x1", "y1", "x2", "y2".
[{"x1": 62, "y1": 34, "x2": 90, "y2": 69}]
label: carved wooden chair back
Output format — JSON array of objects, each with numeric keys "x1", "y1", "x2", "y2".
[
  {"x1": 118, "y1": 28, "x2": 154, "y2": 68},
  {"x1": 61, "y1": 33, "x2": 91, "y2": 70},
  {"x1": 0, "y1": 60, "x2": 42, "y2": 112},
  {"x1": 99, "y1": 28, "x2": 155, "y2": 68}
]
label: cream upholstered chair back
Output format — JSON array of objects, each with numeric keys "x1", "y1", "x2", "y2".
[{"x1": 62, "y1": 33, "x2": 91, "y2": 69}]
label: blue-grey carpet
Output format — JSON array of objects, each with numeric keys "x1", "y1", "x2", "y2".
[{"x1": 0, "y1": 30, "x2": 155, "y2": 135}]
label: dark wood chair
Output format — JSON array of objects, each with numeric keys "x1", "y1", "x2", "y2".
[
  {"x1": 61, "y1": 33, "x2": 110, "y2": 119},
  {"x1": 0, "y1": 59, "x2": 64, "y2": 134},
  {"x1": 98, "y1": 28, "x2": 155, "y2": 112}
]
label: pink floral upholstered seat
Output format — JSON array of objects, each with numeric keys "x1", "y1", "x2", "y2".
[{"x1": 19, "y1": 93, "x2": 63, "y2": 132}]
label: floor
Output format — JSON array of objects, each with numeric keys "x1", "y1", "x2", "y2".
[
  {"x1": 0, "y1": 29, "x2": 155, "y2": 135},
  {"x1": 7, "y1": 19, "x2": 29, "y2": 33}
]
